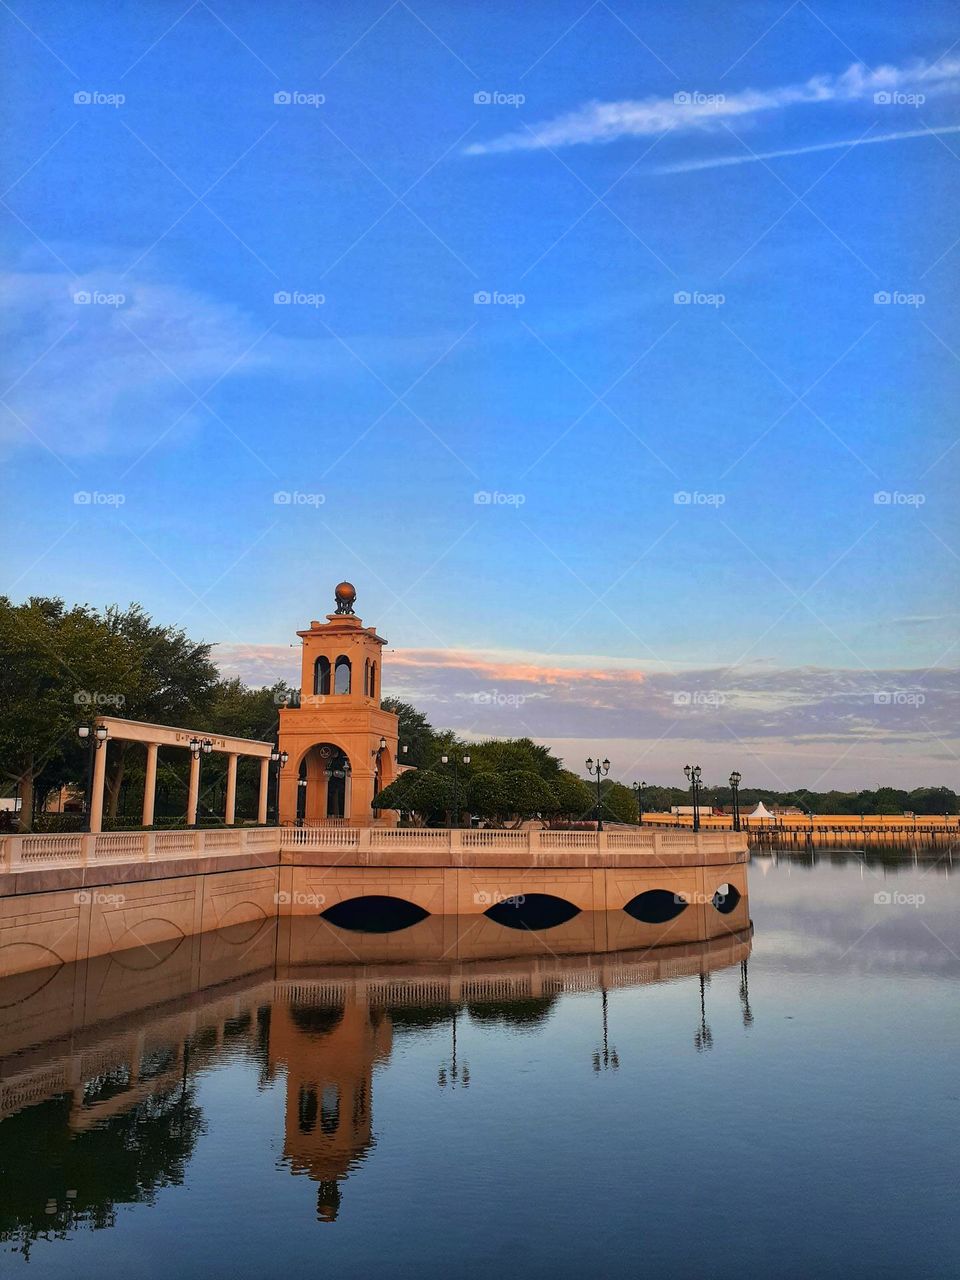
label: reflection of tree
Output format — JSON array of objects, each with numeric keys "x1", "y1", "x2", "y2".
[
  {"x1": 466, "y1": 995, "x2": 558, "y2": 1029},
  {"x1": 0, "y1": 1082, "x2": 204, "y2": 1259}
]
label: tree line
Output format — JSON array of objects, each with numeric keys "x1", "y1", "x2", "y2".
[{"x1": 2, "y1": 596, "x2": 955, "y2": 832}]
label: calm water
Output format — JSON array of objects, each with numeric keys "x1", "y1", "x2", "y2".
[{"x1": 1, "y1": 854, "x2": 958, "y2": 1279}]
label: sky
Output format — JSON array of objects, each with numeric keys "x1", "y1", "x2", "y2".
[{"x1": 2, "y1": 0, "x2": 959, "y2": 791}]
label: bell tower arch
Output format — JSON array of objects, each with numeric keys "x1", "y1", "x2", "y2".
[{"x1": 277, "y1": 584, "x2": 399, "y2": 827}]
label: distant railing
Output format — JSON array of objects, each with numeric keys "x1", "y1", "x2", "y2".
[{"x1": 0, "y1": 824, "x2": 747, "y2": 874}]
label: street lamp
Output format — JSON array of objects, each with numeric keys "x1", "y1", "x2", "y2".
[
  {"x1": 440, "y1": 752, "x2": 471, "y2": 827},
  {"x1": 296, "y1": 776, "x2": 307, "y2": 827},
  {"x1": 188, "y1": 737, "x2": 213, "y2": 825},
  {"x1": 77, "y1": 723, "x2": 109, "y2": 827},
  {"x1": 684, "y1": 764, "x2": 703, "y2": 832},
  {"x1": 729, "y1": 770, "x2": 742, "y2": 832},
  {"x1": 270, "y1": 746, "x2": 288, "y2": 824},
  {"x1": 585, "y1": 756, "x2": 610, "y2": 830},
  {"x1": 632, "y1": 780, "x2": 645, "y2": 826}
]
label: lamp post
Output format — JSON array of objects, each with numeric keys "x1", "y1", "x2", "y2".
[
  {"x1": 440, "y1": 752, "x2": 471, "y2": 827},
  {"x1": 729, "y1": 770, "x2": 742, "y2": 832},
  {"x1": 270, "y1": 746, "x2": 288, "y2": 824},
  {"x1": 585, "y1": 756, "x2": 610, "y2": 830},
  {"x1": 297, "y1": 777, "x2": 307, "y2": 826},
  {"x1": 77, "y1": 723, "x2": 109, "y2": 828},
  {"x1": 632, "y1": 780, "x2": 645, "y2": 826},
  {"x1": 683, "y1": 763, "x2": 703, "y2": 832},
  {"x1": 188, "y1": 737, "x2": 213, "y2": 825}
]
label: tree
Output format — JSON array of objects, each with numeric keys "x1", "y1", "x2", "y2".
[
  {"x1": 380, "y1": 698, "x2": 438, "y2": 767},
  {"x1": 0, "y1": 597, "x2": 129, "y2": 831},
  {"x1": 598, "y1": 780, "x2": 637, "y2": 825},
  {"x1": 551, "y1": 770, "x2": 595, "y2": 821},
  {"x1": 372, "y1": 769, "x2": 454, "y2": 826}
]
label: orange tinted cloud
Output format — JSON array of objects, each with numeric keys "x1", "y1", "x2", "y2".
[{"x1": 386, "y1": 648, "x2": 647, "y2": 686}]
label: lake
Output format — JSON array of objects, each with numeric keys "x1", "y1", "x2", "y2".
[{"x1": 1, "y1": 852, "x2": 957, "y2": 1278}]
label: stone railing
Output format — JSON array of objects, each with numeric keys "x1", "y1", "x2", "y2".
[{"x1": 1, "y1": 824, "x2": 747, "y2": 874}]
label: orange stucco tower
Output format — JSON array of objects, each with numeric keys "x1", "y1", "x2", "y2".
[{"x1": 277, "y1": 583, "x2": 399, "y2": 826}]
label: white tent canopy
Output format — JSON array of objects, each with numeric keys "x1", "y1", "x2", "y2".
[{"x1": 748, "y1": 801, "x2": 775, "y2": 820}]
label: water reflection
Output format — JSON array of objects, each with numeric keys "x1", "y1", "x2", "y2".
[{"x1": 0, "y1": 899, "x2": 750, "y2": 1243}]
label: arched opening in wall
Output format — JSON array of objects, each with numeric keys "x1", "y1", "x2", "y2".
[
  {"x1": 334, "y1": 655, "x2": 351, "y2": 695},
  {"x1": 712, "y1": 883, "x2": 742, "y2": 915},
  {"x1": 320, "y1": 895, "x2": 430, "y2": 933},
  {"x1": 370, "y1": 661, "x2": 377, "y2": 701},
  {"x1": 320, "y1": 1084, "x2": 340, "y2": 1135},
  {"x1": 297, "y1": 758, "x2": 307, "y2": 824},
  {"x1": 624, "y1": 889, "x2": 689, "y2": 924},
  {"x1": 324, "y1": 750, "x2": 350, "y2": 819},
  {"x1": 298, "y1": 1085, "x2": 318, "y2": 1133},
  {"x1": 314, "y1": 656, "x2": 331, "y2": 696},
  {"x1": 484, "y1": 893, "x2": 580, "y2": 930},
  {"x1": 363, "y1": 658, "x2": 370, "y2": 696}
]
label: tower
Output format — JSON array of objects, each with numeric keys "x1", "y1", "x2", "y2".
[{"x1": 277, "y1": 583, "x2": 399, "y2": 826}]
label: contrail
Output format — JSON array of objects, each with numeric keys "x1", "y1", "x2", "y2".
[{"x1": 653, "y1": 124, "x2": 960, "y2": 173}]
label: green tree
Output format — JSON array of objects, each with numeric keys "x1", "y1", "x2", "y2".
[
  {"x1": 372, "y1": 768, "x2": 455, "y2": 825},
  {"x1": 551, "y1": 770, "x2": 595, "y2": 821}
]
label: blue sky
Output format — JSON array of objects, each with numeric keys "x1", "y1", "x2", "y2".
[{"x1": 3, "y1": 0, "x2": 959, "y2": 788}]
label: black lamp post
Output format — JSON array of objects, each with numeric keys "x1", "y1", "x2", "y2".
[
  {"x1": 585, "y1": 756, "x2": 610, "y2": 830},
  {"x1": 77, "y1": 722, "x2": 109, "y2": 827},
  {"x1": 189, "y1": 737, "x2": 213, "y2": 824},
  {"x1": 440, "y1": 752, "x2": 471, "y2": 827},
  {"x1": 296, "y1": 777, "x2": 307, "y2": 826},
  {"x1": 684, "y1": 763, "x2": 703, "y2": 832},
  {"x1": 270, "y1": 746, "x2": 288, "y2": 824},
  {"x1": 632, "y1": 780, "x2": 645, "y2": 826},
  {"x1": 729, "y1": 770, "x2": 742, "y2": 832}
]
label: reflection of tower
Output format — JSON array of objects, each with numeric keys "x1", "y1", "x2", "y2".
[{"x1": 268, "y1": 994, "x2": 392, "y2": 1221}]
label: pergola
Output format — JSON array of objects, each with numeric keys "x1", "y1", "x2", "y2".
[{"x1": 85, "y1": 716, "x2": 275, "y2": 833}]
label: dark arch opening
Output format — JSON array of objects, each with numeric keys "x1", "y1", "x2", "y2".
[
  {"x1": 321, "y1": 895, "x2": 429, "y2": 933},
  {"x1": 466, "y1": 995, "x2": 559, "y2": 1028},
  {"x1": 334, "y1": 655, "x2": 351, "y2": 695},
  {"x1": 320, "y1": 1084, "x2": 340, "y2": 1135},
  {"x1": 624, "y1": 889, "x2": 688, "y2": 924},
  {"x1": 370, "y1": 661, "x2": 377, "y2": 700},
  {"x1": 314, "y1": 656, "x2": 331, "y2": 696},
  {"x1": 289, "y1": 1003, "x2": 345, "y2": 1038},
  {"x1": 298, "y1": 1085, "x2": 318, "y2": 1133},
  {"x1": 712, "y1": 883, "x2": 742, "y2": 915},
  {"x1": 484, "y1": 893, "x2": 580, "y2": 931}
]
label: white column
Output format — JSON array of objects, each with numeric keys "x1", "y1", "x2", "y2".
[
  {"x1": 225, "y1": 753, "x2": 238, "y2": 825},
  {"x1": 89, "y1": 740, "x2": 108, "y2": 834},
  {"x1": 257, "y1": 757, "x2": 270, "y2": 825},
  {"x1": 187, "y1": 752, "x2": 200, "y2": 826},
  {"x1": 142, "y1": 743, "x2": 159, "y2": 827}
]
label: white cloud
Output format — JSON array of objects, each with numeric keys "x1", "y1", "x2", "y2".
[
  {"x1": 465, "y1": 56, "x2": 960, "y2": 155},
  {"x1": 653, "y1": 124, "x2": 960, "y2": 173}
]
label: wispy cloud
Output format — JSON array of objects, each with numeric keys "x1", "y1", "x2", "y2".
[
  {"x1": 465, "y1": 56, "x2": 960, "y2": 155},
  {"x1": 653, "y1": 124, "x2": 960, "y2": 173}
]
